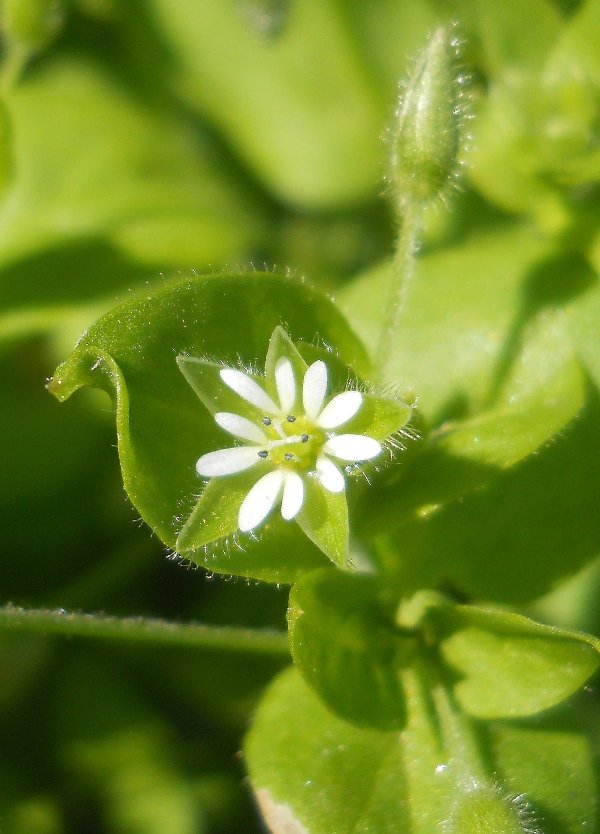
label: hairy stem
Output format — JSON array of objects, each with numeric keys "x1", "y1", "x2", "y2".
[
  {"x1": 0, "y1": 604, "x2": 290, "y2": 656},
  {"x1": 376, "y1": 204, "x2": 420, "y2": 373}
]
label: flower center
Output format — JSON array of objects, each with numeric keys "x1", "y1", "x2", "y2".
[{"x1": 259, "y1": 414, "x2": 324, "y2": 470}]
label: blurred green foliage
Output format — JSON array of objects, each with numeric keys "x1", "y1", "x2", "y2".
[{"x1": 2, "y1": 0, "x2": 600, "y2": 832}]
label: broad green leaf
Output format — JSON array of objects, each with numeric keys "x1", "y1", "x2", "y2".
[
  {"x1": 143, "y1": 0, "x2": 385, "y2": 208},
  {"x1": 245, "y1": 666, "x2": 595, "y2": 834},
  {"x1": 0, "y1": 54, "x2": 263, "y2": 272},
  {"x1": 339, "y1": 223, "x2": 555, "y2": 425},
  {"x1": 49, "y1": 273, "x2": 369, "y2": 583},
  {"x1": 429, "y1": 0, "x2": 561, "y2": 75},
  {"x1": 288, "y1": 568, "x2": 408, "y2": 729},
  {"x1": 431, "y1": 602, "x2": 600, "y2": 718},
  {"x1": 352, "y1": 244, "x2": 586, "y2": 535},
  {"x1": 374, "y1": 390, "x2": 600, "y2": 604}
]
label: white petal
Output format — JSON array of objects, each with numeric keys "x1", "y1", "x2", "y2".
[
  {"x1": 220, "y1": 368, "x2": 279, "y2": 414},
  {"x1": 275, "y1": 357, "x2": 296, "y2": 413},
  {"x1": 196, "y1": 446, "x2": 262, "y2": 477},
  {"x1": 317, "y1": 390, "x2": 363, "y2": 429},
  {"x1": 323, "y1": 434, "x2": 382, "y2": 462},
  {"x1": 281, "y1": 471, "x2": 304, "y2": 520},
  {"x1": 303, "y1": 360, "x2": 328, "y2": 421},
  {"x1": 316, "y1": 455, "x2": 345, "y2": 493},
  {"x1": 215, "y1": 412, "x2": 266, "y2": 443},
  {"x1": 238, "y1": 470, "x2": 285, "y2": 532}
]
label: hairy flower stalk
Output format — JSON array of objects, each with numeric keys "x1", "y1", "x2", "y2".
[
  {"x1": 177, "y1": 327, "x2": 412, "y2": 564},
  {"x1": 377, "y1": 25, "x2": 469, "y2": 369}
]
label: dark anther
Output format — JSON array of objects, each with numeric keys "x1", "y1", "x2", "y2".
[
  {"x1": 286, "y1": 415, "x2": 296, "y2": 423},
  {"x1": 284, "y1": 453, "x2": 294, "y2": 461},
  {"x1": 301, "y1": 434, "x2": 309, "y2": 443},
  {"x1": 258, "y1": 450, "x2": 268, "y2": 459},
  {"x1": 262, "y1": 417, "x2": 272, "y2": 425}
]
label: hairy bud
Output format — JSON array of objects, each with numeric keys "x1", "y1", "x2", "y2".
[{"x1": 391, "y1": 24, "x2": 469, "y2": 208}]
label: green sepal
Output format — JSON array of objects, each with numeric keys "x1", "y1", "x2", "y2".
[
  {"x1": 295, "y1": 479, "x2": 348, "y2": 567},
  {"x1": 176, "y1": 467, "x2": 267, "y2": 553},
  {"x1": 288, "y1": 568, "x2": 410, "y2": 729},
  {"x1": 176, "y1": 356, "x2": 265, "y2": 419},
  {"x1": 264, "y1": 325, "x2": 308, "y2": 410}
]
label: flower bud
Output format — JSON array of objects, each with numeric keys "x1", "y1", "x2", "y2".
[{"x1": 391, "y1": 25, "x2": 469, "y2": 208}]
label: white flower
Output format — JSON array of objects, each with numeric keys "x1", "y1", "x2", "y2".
[{"x1": 195, "y1": 357, "x2": 381, "y2": 533}]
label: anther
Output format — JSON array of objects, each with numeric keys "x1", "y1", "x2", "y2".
[
  {"x1": 301, "y1": 434, "x2": 309, "y2": 443},
  {"x1": 262, "y1": 417, "x2": 272, "y2": 426},
  {"x1": 258, "y1": 450, "x2": 268, "y2": 459},
  {"x1": 286, "y1": 415, "x2": 296, "y2": 423},
  {"x1": 284, "y1": 453, "x2": 294, "y2": 461}
]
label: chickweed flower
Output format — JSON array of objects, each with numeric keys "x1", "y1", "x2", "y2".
[{"x1": 177, "y1": 327, "x2": 412, "y2": 565}]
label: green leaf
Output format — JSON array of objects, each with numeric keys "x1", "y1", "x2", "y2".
[
  {"x1": 0, "y1": 53, "x2": 263, "y2": 272},
  {"x1": 143, "y1": 0, "x2": 385, "y2": 208},
  {"x1": 339, "y1": 223, "x2": 555, "y2": 425},
  {"x1": 245, "y1": 666, "x2": 596, "y2": 834},
  {"x1": 430, "y1": 601, "x2": 600, "y2": 718},
  {"x1": 288, "y1": 568, "x2": 409, "y2": 728},
  {"x1": 374, "y1": 390, "x2": 600, "y2": 604},
  {"x1": 49, "y1": 273, "x2": 369, "y2": 583}
]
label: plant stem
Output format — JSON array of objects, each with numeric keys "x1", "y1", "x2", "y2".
[
  {"x1": 0, "y1": 604, "x2": 290, "y2": 656},
  {"x1": 376, "y1": 203, "x2": 420, "y2": 374}
]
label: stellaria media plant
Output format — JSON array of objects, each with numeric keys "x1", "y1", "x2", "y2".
[{"x1": 40, "y1": 20, "x2": 600, "y2": 834}]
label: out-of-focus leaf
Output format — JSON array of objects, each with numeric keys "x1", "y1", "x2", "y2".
[
  {"x1": 49, "y1": 273, "x2": 369, "y2": 583},
  {"x1": 374, "y1": 391, "x2": 600, "y2": 604},
  {"x1": 0, "y1": 54, "x2": 263, "y2": 270},
  {"x1": 339, "y1": 223, "x2": 555, "y2": 424},
  {"x1": 57, "y1": 656, "x2": 205, "y2": 834},
  {"x1": 431, "y1": 0, "x2": 561, "y2": 75},
  {"x1": 143, "y1": 0, "x2": 385, "y2": 208}
]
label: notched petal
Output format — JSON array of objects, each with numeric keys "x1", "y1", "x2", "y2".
[
  {"x1": 220, "y1": 368, "x2": 279, "y2": 414},
  {"x1": 317, "y1": 390, "x2": 362, "y2": 429},
  {"x1": 238, "y1": 470, "x2": 285, "y2": 532},
  {"x1": 275, "y1": 357, "x2": 297, "y2": 413},
  {"x1": 316, "y1": 455, "x2": 345, "y2": 493},
  {"x1": 303, "y1": 360, "x2": 328, "y2": 420},
  {"x1": 323, "y1": 434, "x2": 382, "y2": 462},
  {"x1": 215, "y1": 412, "x2": 266, "y2": 444},
  {"x1": 281, "y1": 471, "x2": 305, "y2": 520},
  {"x1": 196, "y1": 446, "x2": 261, "y2": 477}
]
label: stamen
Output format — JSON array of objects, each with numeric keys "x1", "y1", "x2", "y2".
[
  {"x1": 262, "y1": 417, "x2": 272, "y2": 426},
  {"x1": 258, "y1": 450, "x2": 269, "y2": 459},
  {"x1": 301, "y1": 434, "x2": 309, "y2": 443},
  {"x1": 286, "y1": 415, "x2": 296, "y2": 423}
]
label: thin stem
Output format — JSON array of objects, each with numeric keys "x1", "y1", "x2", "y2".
[
  {"x1": 0, "y1": 604, "x2": 290, "y2": 656},
  {"x1": 375, "y1": 203, "x2": 420, "y2": 373}
]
